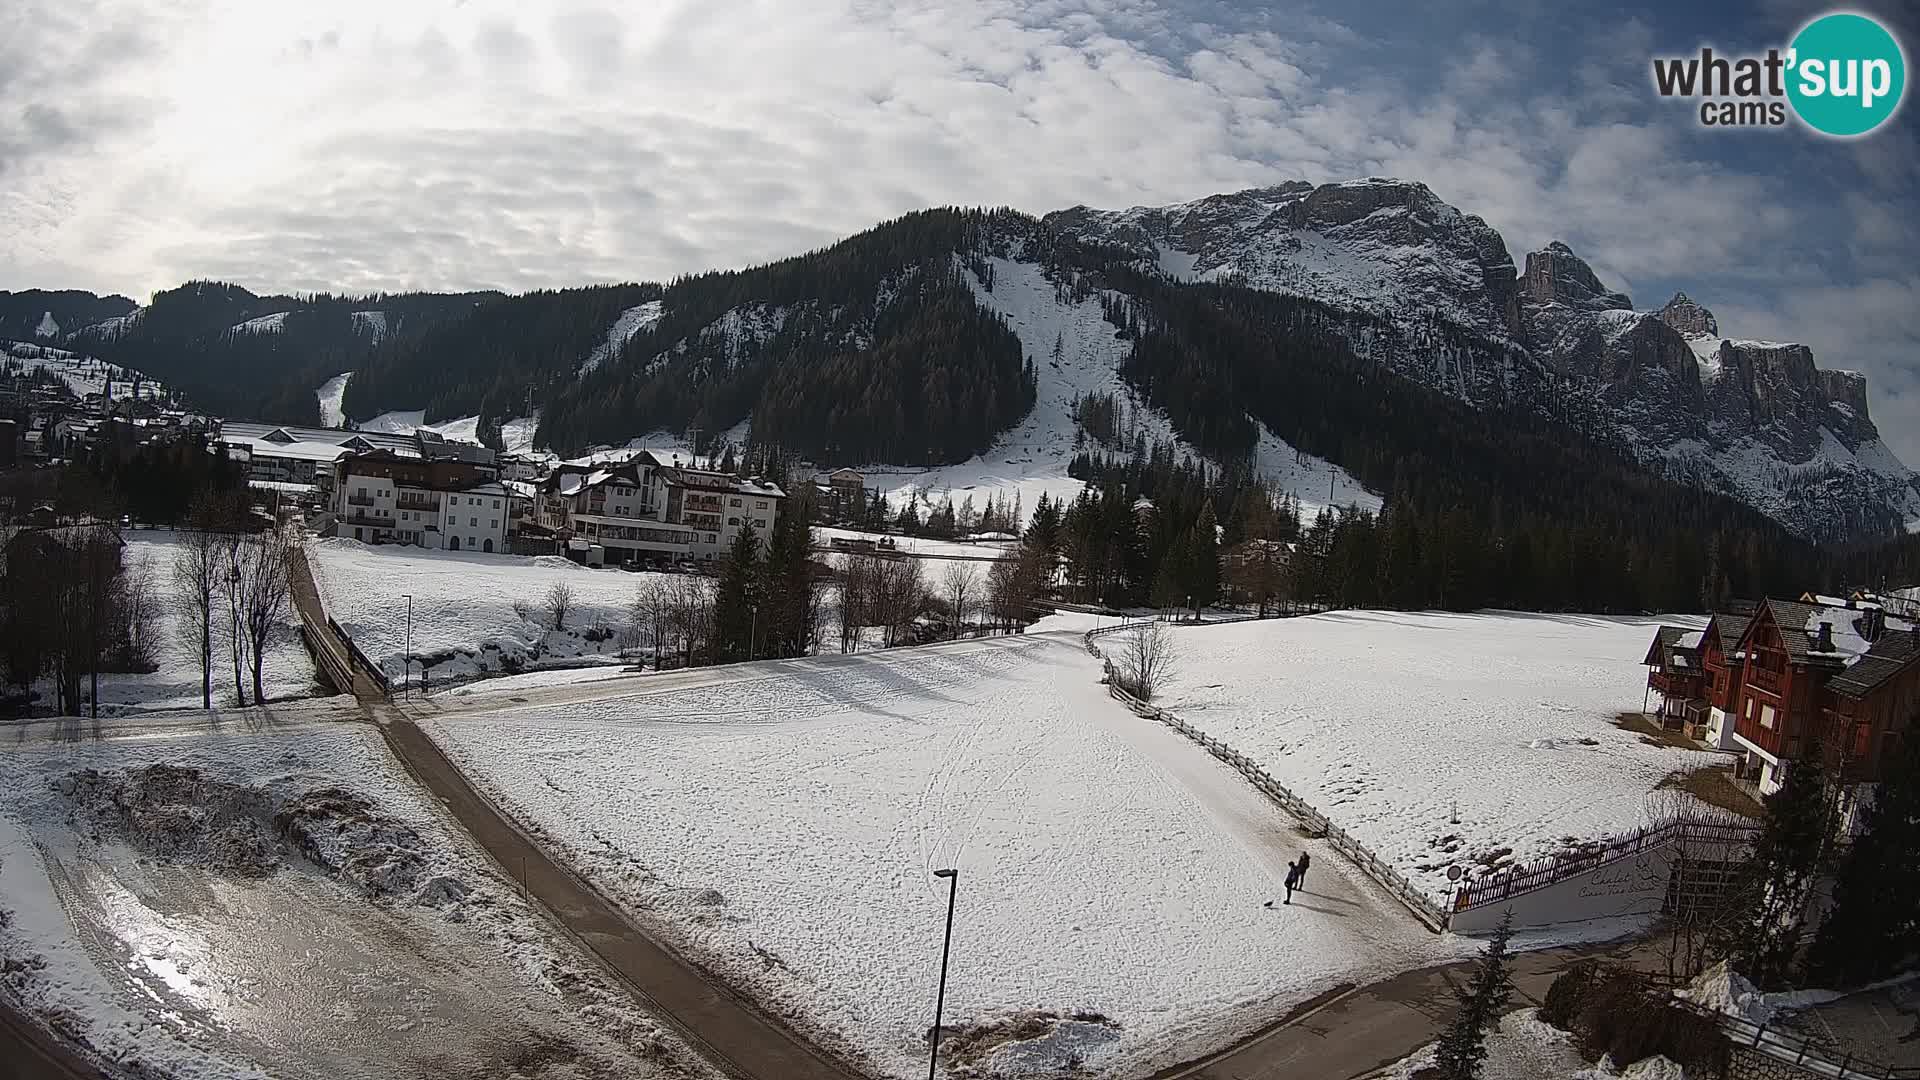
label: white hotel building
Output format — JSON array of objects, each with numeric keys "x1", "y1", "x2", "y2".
[{"x1": 535, "y1": 450, "x2": 783, "y2": 564}]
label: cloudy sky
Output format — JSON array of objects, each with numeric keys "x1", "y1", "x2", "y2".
[{"x1": 4, "y1": 0, "x2": 1917, "y2": 460}]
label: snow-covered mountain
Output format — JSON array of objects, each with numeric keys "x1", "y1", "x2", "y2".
[{"x1": 1048, "y1": 179, "x2": 1920, "y2": 543}]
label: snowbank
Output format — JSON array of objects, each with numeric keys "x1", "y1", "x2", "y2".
[
  {"x1": 1154, "y1": 611, "x2": 1718, "y2": 899},
  {"x1": 0, "y1": 726, "x2": 708, "y2": 1080},
  {"x1": 423, "y1": 634, "x2": 1470, "y2": 1079}
]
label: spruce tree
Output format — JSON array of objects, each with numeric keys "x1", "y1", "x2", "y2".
[
  {"x1": 712, "y1": 525, "x2": 763, "y2": 662},
  {"x1": 1808, "y1": 733, "x2": 1920, "y2": 985},
  {"x1": 1432, "y1": 913, "x2": 1515, "y2": 1080},
  {"x1": 1182, "y1": 500, "x2": 1219, "y2": 619}
]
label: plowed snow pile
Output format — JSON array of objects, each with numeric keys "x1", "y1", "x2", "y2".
[{"x1": 0, "y1": 727, "x2": 714, "y2": 1080}]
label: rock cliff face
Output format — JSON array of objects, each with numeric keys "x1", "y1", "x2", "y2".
[{"x1": 1053, "y1": 179, "x2": 1920, "y2": 542}]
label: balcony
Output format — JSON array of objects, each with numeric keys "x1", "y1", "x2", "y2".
[
  {"x1": 396, "y1": 495, "x2": 440, "y2": 512},
  {"x1": 684, "y1": 495, "x2": 724, "y2": 512},
  {"x1": 346, "y1": 494, "x2": 376, "y2": 507},
  {"x1": 1747, "y1": 666, "x2": 1784, "y2": 695},
  {"x1": 1647, "y1": 670, "x2": 1703, "y2": 697}
]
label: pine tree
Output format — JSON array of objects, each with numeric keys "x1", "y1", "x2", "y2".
[
  {"x1": 712, "y1": 525, "x2": 763, "y2": 662},
  {"x1": 1808, "y1": 733, "x2": 1920, "y2": 985},
  {"x1": 1432, "y1": 913, "x2": 1514, "y2": 1079},
  {"x1": 758, "y1": 493, "x2": 816, "y2": 659},
  {"x1": 1182, "y1": 500, "x2": 1220, "y2": 619}
]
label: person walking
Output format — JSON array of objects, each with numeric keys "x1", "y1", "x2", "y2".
[{"x1": 1283, "y1": 859, "x2": 1300, "y2": 904}]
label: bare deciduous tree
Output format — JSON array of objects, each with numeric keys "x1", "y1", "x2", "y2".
[
  {"x1": 941, "y1": 562, "x2": 977, "y2": 639},
  {"x1": 238, "y1": 528, "x2": 293, "y2": 704},
  {"x1": 173, "y1": 524, "x2": 225, "y2": 707},
  {"x1": 545, "y1": 581, "x2": 575, "y2": 630},
  {"x1": 115, "y1": 553, "x2": 163, "y2": 672},
  {"x1": 1114, "y1": 619, "x2": 1178, "y2": 701}
]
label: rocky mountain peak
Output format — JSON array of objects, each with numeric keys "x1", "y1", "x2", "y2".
[
  {"x1": 1658, "y1": 291, "x2": 1718, "y2": 337},
  {"x1": 1283, "y1": 177, "x2": 1440, "y2": 231},
  {"x1": 1521, "y1": 242, "x2": 1632, "y2": 311}
]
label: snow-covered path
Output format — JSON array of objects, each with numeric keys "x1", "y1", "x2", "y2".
[{"x1": 421, "y1": 632, "x2": 1471, "y2": 1079}]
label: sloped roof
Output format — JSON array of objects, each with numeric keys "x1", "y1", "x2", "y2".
[
  {"x1": 1710, "y1": 613, "x2": 1751, "y2": 653},
  {"x1": 1826, "y1": 630, "x2": 1920, "y2": 699}
]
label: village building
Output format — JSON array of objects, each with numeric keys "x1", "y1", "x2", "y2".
[
  {"x1": 531, "y1": 450, "x2": 783, "y2": 565},
  {"x1": 324, "y1": 440, "x2": 507, "y2": 553},
  {"x1": 1653, "y1": 597, "x2": 1918, "y2": 828}
]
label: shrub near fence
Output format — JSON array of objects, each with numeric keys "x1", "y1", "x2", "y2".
[{"x1": 1083, "y1": 621, "x2": 1455, "y2": 932}]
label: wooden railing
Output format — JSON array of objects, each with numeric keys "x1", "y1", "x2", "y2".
[{"x1": 1084, "y1": 618, "x2": 1454, "y2": 932}]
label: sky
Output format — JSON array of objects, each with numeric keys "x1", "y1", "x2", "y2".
[{"x1": 2, "y1": 0, "x2": 1917, "y2": 462}]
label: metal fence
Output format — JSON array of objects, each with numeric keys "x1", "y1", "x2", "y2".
[
  {"x1": 1672, "y1": 999, "x2": 1920, "y2": 1080},
  {"x1": 1083, "y1": 620, "x2": 1454, "y2": 932},
  {"x1": 1453, "y1": 818, "x2": 1760, "y2": 912}
]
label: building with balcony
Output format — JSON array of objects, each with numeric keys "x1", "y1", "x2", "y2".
[
  {"x1": 326, "y1": 444, "x2": 508, "y2": 553},
  {"x1": 1643, "y1": 625, "x2": 1707, "y2": 729},
  {"x1": 1722, "y1": 597, "x2": 1916, "y2": 807},
  {"x1": 532, "y1": 450, "x2": 784, "y2": 565}
]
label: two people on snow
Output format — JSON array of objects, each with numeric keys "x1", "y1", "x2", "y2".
[{"x1": 1264, "y1": 852, "x2": 1311, "y2": 907}]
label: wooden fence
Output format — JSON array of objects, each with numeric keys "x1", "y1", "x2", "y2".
[{"x1": 1083, "y1": 620, "x2": 1455, "y2": 932}]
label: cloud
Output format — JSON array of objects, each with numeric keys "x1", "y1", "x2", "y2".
[{"x1": 0, "y1": 0, "x2": 1912, "y2": 464}]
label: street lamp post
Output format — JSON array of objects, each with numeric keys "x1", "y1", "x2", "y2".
[
  {"x1": 402, "y1": 593, "x2": 413, "y2": 699},
  {"x1": 927, "y1": 867, "x2": 959, "y2": 1080}
]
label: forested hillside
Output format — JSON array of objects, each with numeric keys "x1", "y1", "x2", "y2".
[{"x1": 73, "y1": 282, "x2": 500, "y2": 424}]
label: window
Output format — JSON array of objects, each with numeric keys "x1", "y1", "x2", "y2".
[
  {"x1": 729, "y1": 497, "x2": 742, "y2": 507},
  {"x1": 756, "y1": 500, "x2": 767, "y2": 509},
  {"x1": 1760, "y1": 704, "x2": 1777, "y2": 730},
  {"x1": 705, "y1": 533, "x2": 717, "y2": 544},
  {"x1": 492, "y1": 499, "x2": 500, "y2": 509},
  {"x1": 470, "y1": 517, "x2": 478, "y2": 527},
  {"x1": 727, "y1": 516, "x2": 739, "y2": 526},
  {"x1": 490, "y1": 520, "x2": 498, "y2": 529},
  {"x1": 754, "y1": 519, "x2": 767, "y2": 529},
  {"x1": 448, "y1": 515, "x2": 457, "y2": 525}
]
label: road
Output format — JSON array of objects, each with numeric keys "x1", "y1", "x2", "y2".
[
  {"x1": 1153, "y1": 934, "x2": 1660, "y2": 1079},
  {"x1": 283, "y1": 543, "x2": 865, "y2": 1080}
]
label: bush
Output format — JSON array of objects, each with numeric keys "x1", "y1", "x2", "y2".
[
  {"x1": 1552, "y1": 963, "x2": 1727, "y2": 1077},
  {"x1": 1540, "y1": 960, "x2": 1598, "y2": 1029}
]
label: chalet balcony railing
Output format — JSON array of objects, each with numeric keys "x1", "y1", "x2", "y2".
[
  {"x1": 1647, "y1": 671, "x2": 1704, "y2": 696},
  {"x1": 346, "y1": 494, "x2": 376, "y2": 507},
  {"x1": 1748, "y1": 666, "x2": 1784, "y2": 694},
  {"x1": 684, "y1": 495, "x2": 724, "y2": 512},
  {"x1": 396, "y1": 495, "x2": 440, "y2": 511}
]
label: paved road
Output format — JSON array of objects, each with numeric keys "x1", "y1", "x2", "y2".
[
  {"x1": 377, "y1": 715, "x2": 864, "y2": 1080},
  {"x1": 1156, "y1": 933, "x2": 1658, "y2": 1079},
  {"x1": 0, "y1": 997, "x2": 101, "y2": 1080}
]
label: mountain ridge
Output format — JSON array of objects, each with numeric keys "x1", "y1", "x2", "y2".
[{"x1": 8, "y1": 177, "x2": 1915, "y2": 544}]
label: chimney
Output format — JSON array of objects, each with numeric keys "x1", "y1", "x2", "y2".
[
  {"x1": 1861, "y1": 608, "x2": 1885, "y2": 643},
  {"x1": 1815, "y1": 622, "x2": 1834, "y2": 651}
]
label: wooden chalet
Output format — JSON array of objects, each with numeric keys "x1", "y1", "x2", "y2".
[
  {"x1": 1642, "y1": 625, "x2": 1707, "y2": 728},
  {"x1": 1726, "y1": 597, "x2": 1918, "y2": 804}
]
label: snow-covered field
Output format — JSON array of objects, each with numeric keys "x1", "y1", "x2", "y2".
[
  {"x1": 0, "y1": 724, "x2": 710, "y2": 1080},
  {"x1": 314, "y1": 372, "x2": 351, "y2": 427},
  {"x1": 35, "y1": 532, "x2": 323, "y2": 715},
  {"x1": 421, "y1": 633, "x2": 1472, "y2": 1079},
  {"x1": 1153, "y1": 611, "x2": 1717, "y2": 901},
  {"x1": 306, "y1": 538, "x2": 675, "y2": 683}
]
